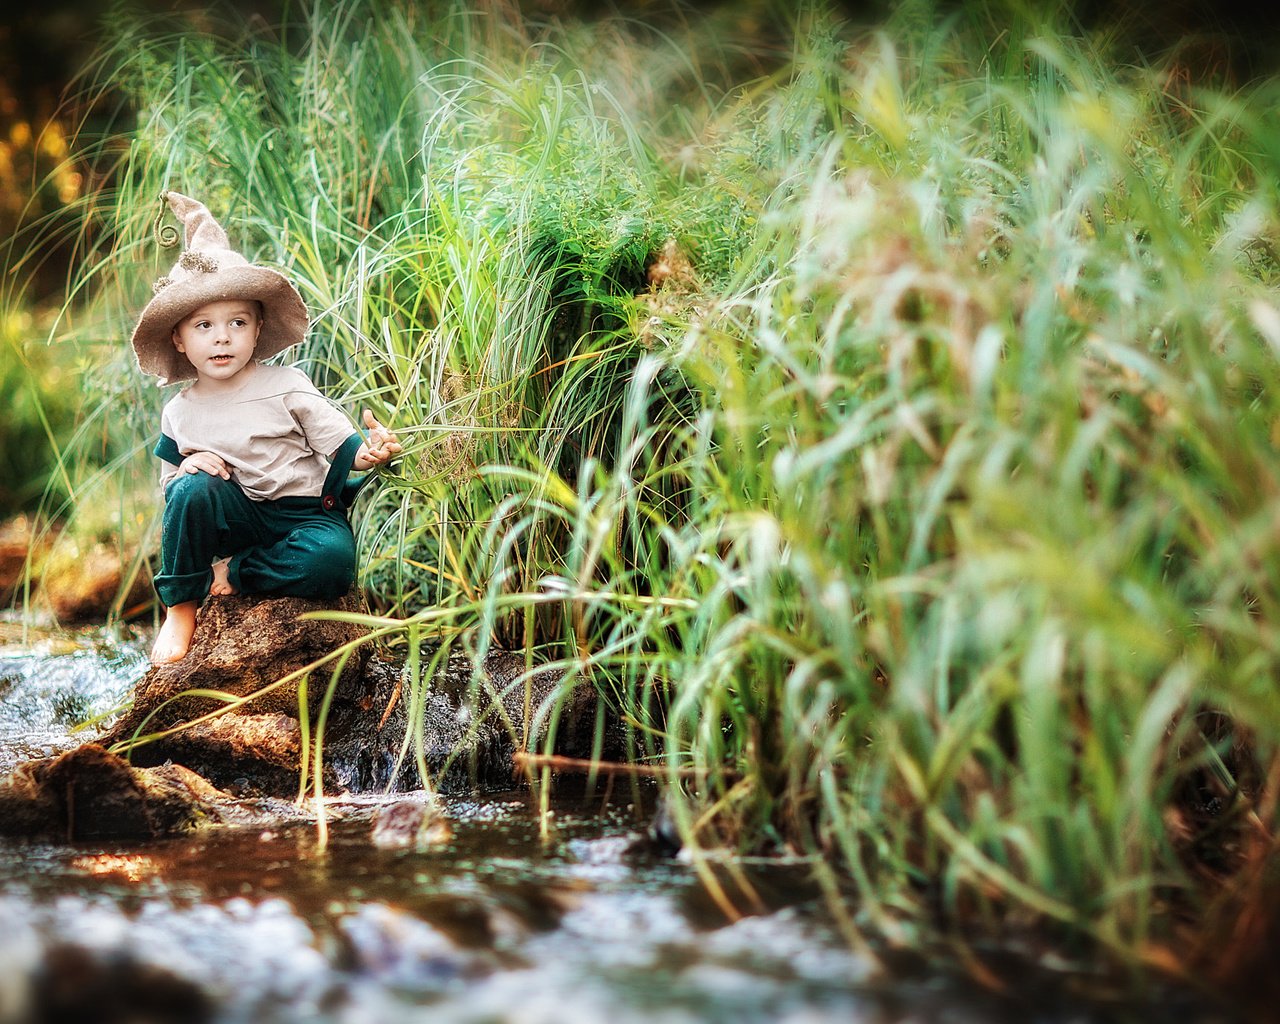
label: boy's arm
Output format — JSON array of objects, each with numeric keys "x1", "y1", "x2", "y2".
[
  {"x1": 177, "y1": 452, "x2": 232, "y2": 479},
  {"x1": 155, "y1": 430, "x2": 227, "y2": 483},
  {"x1": 353, "y1": 409, "x2": 402, "y2": 471}
]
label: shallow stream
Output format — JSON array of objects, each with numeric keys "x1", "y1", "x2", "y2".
[{"x1": 0, "y1": 620, "x2": 1232, "y2": 1023}]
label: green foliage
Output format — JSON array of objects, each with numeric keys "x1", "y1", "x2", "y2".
[
  {"x1": 34, "y1": 0, "x2": 1280, "y2": 977},
  {"x1": 0, "y1": 309, "x2": 84, "y2": 514}
]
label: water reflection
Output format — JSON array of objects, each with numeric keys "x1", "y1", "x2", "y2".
[{"x1": 67, "y1": 852, "x2": 161, "y2": 883}]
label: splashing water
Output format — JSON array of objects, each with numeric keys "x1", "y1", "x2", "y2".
[{"x1": 0, "y1": 618, "x2": 149, "y2": 774}]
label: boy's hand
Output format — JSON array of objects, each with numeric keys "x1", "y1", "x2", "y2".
[
  {"x1": 354, "y1": 409, "x2": 403, "y2": 470},
  {"x1": 179, "y1": 451, "x2": 231, "y2": 479}
]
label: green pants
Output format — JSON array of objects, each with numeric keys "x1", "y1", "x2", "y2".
[{"x1": 154, "y1": 431, "x2": 365, "y2": 608}]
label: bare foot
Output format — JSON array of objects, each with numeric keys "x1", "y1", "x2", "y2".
[
  {"x1": 210, "y1": 557, "x2": 236, "y2": 596},
  {"x1": 151, "y1": 601, "x2": 198, "y2": 664}
]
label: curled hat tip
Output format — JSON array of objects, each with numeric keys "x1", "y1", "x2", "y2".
[
  {"x1": 158, "y1": 190, "x2": 229, "y2": 251},
  {"x1": 164, "y1": 190, "x2": 203, "y2": 217}
]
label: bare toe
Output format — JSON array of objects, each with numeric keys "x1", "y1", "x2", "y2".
[{"x1": 209, "y1": 557, "x2": 237, "y2": 597}]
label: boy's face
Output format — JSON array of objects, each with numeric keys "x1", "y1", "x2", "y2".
[{"x1": 172, "y1": 300, "x2": 262, "y2": 384}]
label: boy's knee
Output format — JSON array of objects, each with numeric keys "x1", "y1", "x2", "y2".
[
  {"x1": 299, "y1": 527, "x2": 356, "y2": 596},
  {"x1": 165, "y1": 470, "x2": 229, "y2": 509}
]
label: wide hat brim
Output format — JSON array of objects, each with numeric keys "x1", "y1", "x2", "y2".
[{"x1": 130, "y1": 265, "x2": 308, "y2": 384}]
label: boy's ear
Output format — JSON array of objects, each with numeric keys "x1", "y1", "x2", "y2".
[{"x1": 171, "y1": 327, "x2": 186, "y2": 353}]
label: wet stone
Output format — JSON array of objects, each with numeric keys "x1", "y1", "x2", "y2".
[
  {"x1": 92, "y1": 593, "x2": 604, "y2": 798},
  {"x1": 370, "y1": 796, "x2": 453, "y2": 850},
  {"x1": 32, "y1": 941, "x2": 215, "y2": 1024},
  {"x1": 337, "y1": 902, "x2": 492, "y2": 993},
  {"x1": 0, "y1": 743, "x2": 226, "y2": 841},
  {"x1": 0, "y1": 596, "x2": 611, "y2": 843},
  {"x1": 400, "y1": 647, "x2": 605, "y2": 793},
  {"x1": 98, "y1": 592, "x2": 372, "y2": 793}
]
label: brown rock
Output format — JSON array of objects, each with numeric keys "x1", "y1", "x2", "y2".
[
  {"x1": 0, "y1": 588, "x2": 612, "y2": 844},
  {"x1": 0, "y1": 515, "x2": 44, "y2": 606},
  {"x1": 166, "y1": 713, "x2": 302, "y2": 767},
  {"x1": 1193, "y1": 838, "x2": 1280, "y2": 1019},
  {"x1": 33, "y1": 942, "x2": 214, "y2": 1024},
  {"x1": 0, "y1": 757, "x2": 61, "y2": 837},
  {"x1": 35, "y1": 589, "x2": 609, "y2": 803},
  {"x1": 0, "y1": 743, "x2": 226, "y2": 840},
  {"x1": 39, "y1": 537, "x2": 152, "y2": 622},
  {"x1": 370, "y1": 796, "x2": 452, "y2": 850},
  {"x1": 98, "y1": 591, "x2": 375, "y2": 794},
  {"x1": 404, "y1": 647, "x2": 604, "y2": 791}
]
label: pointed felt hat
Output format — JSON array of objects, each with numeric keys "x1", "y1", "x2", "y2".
[{"x1": 130, "y1": 191, "x2": 309, "y2": 384}]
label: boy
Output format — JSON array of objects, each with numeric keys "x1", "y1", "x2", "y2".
[{"x1": 131, "y1": 191, "x2": 401, "y2": 664}]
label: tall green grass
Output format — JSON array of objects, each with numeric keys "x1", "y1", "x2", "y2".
[{"x1": 35, "y1": 0, "x2": 1280, "y2": 977}]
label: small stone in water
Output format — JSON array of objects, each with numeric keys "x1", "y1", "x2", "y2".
[
  {"x1": 338, "y1": 902, "x2": 478, "y2": 992},
  {"x1": 371, "y1": 798, "x2": 452, "y2": 851}
]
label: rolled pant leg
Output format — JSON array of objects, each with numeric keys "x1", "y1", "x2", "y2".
[
  {"x1": 155, "y1": 472, "x2": 260, "y2": 607},
  {"x1": 228, "y1": 508, "x2": 357, "y2": 599}
]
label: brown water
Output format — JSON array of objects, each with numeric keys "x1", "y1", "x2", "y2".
[{"x1": 0, "y1": 621, "x2": 1235, "y2": 1024}]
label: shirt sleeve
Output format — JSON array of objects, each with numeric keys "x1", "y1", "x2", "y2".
[
  {"x1": 158, "y1": 402, "x2": 181, "y2": 488},
  {"x1": 280, "y1": 367, "x2": 359, "y2": 458}
]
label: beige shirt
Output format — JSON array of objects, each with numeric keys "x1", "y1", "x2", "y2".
[{"x1": 160, "y1": 363, "x2": 357, "y2": 501}]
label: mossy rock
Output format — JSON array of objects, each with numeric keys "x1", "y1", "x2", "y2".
[
  {"x1": 0, "y1": 743, "x2": 224, "y2": 840},
  {"x1": 98, "y1": 592, "x2": 374, "y2": 793}
]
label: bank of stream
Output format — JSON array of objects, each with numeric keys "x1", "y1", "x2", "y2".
[{"x1": 0, "y1": 619, "x2": 1236, "y2": 1023}]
